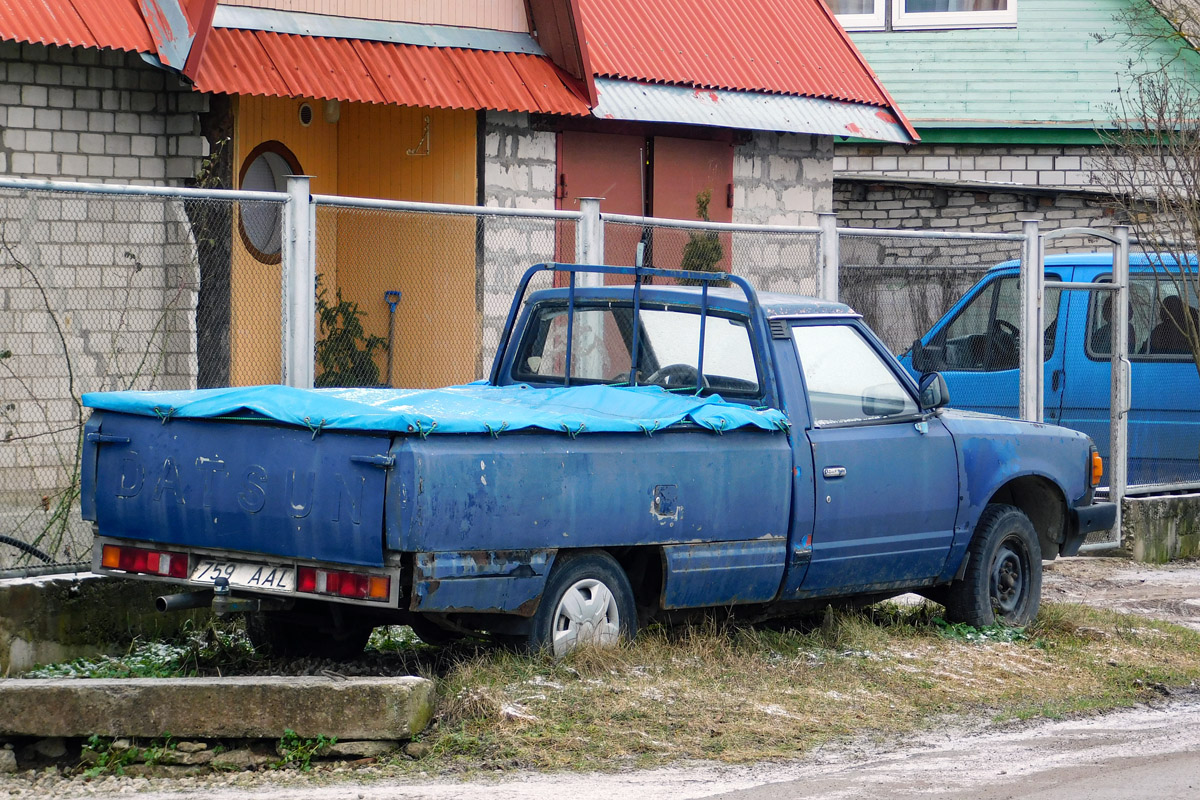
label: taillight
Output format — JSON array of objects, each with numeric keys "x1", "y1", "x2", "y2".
[
  {"x1": 101, "y1": 543, "x2": 188, "y2": 578},
  {"x1": 1090, "y1": 448, "x2": 1104, "y2": 487},
  {"x1": 296, "y1": 566, "x2": 390, "y2": 602}
]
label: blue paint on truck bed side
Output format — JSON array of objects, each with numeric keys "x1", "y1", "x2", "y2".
[
  {"x1": 389, "y1": 429, "x2": 792, "y2": 608},
  {"x1": 84, "y1": 412, "x2": 391, "y2": 567}
]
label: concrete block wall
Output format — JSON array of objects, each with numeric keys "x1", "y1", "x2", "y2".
[
  {"x1": 0, "y1": 42, "x2": 208, "y2": 565},
  {"x1": 834, "y1": 143, "x2": 1105, "y2": 189},
  {"x1": 834, "y1": 181, "x2": 1118, "y2": 252},
  {"x1": 478, "y1": 111, "x2": 560, "y2": 376},
  {"x1": 731, "y1": 131, "x2": 829, "y2": 295},
  {"x1": 0, "y1": 42, "x2": 207, "y2": 184}
]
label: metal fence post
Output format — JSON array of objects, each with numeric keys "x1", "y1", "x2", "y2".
[
  {"x1": 1019, "y1": 219, "x2": 1042, "y2": 422},
  {"x1": 818, "y1": 212, "x2": 839, "y2": 302},
  {"x1": 1110, "y1": 224, "x2": 1131, "y2": 543},
  {"x1": 282, "y1": 175, "x2": 315, "y2": 388},
  {"x1": 576, "y1": 197, "x2": 604, "y2": 292}
]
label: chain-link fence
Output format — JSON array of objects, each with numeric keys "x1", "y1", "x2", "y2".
[
  {"x1": 10, "y1": 178, "x2": 1197, "y2": 573},
  {"x1": 310, "y1": 199, "x2": 572, "y2": 388},
  {"x1": 0, "y1": 184, "x2": 283, "y2": 574},
  {"x1": 603, "y1": 216, "x2": 821, "y2": 295}
]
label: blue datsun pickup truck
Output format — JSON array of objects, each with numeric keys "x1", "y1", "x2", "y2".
[
  {"x1": 82, "y1": 264, "x2": 1115, "y2": 658},
  {"x1": 900, "y1": 253, "x2": 1200, "y2": 487}
]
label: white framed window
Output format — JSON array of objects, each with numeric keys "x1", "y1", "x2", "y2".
[
  {"x1": 827, "y1": 0, "x2": 886, "y2": 31},
  {"x1": 893, "y1": 0, "x2": 1016, "y2": 30}
]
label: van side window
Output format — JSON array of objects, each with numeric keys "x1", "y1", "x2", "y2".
[
  {"x1": 934, "y1": 277, "x2": 1061, "y2": 372},
  {"x1": 1086, "y1": 278, "x2": 1194, "y2": 360},
  {"x1": 793, "y1": 324, "x2": 918, "y2": 426}
]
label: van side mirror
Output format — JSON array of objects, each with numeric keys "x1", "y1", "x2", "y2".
[
  {"x1": 911, "y1": 338, "x2": 939, "y2": 373},
  {"x1": 918, "y1": 372, "x2": 950, "y2": 411}
]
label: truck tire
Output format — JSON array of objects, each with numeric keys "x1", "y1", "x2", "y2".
[
  {"x1": 245, "y1": 609, "x2": 372, "y2": 660},
  {"x1": 944, "y1": 504, "x2": 1042, "y2": 627},
  {"x1": 528, "y1": 552, "x2": 637, "y2": 657}
]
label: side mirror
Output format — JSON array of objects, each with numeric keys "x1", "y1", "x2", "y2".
[{"x1": 918, "y1": 372, "x2": 950, "y2": 411}]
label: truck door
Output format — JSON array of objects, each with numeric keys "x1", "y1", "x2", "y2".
[
  {"x1": 788, "y1": 321, "x2": 960, "y2": 596},
  {"x1": 912, "y1": 271, "x2": 1068, "y2": 423}
]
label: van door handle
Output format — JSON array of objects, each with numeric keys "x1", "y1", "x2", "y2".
[
  {"x1": 823, "y1": 466, "x2": 847, "y2": 479},
  {"x1": 1051, "y1": 369, "x2": 1062, "y2": 392}
]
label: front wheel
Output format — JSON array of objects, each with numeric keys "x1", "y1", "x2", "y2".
[
  {"x1": 528, "y1": 552, "x2": 637, "y2": 657},
  {"x1": 944, "y1": 504, "x2": 1042, "y2": 627}
]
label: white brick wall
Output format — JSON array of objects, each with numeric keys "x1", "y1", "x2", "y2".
[
  {"x1": 0, "y1": 41, "x2": 207, "y2": 186},
  {"x1": 0, "y1": 42, "x2": 209, "y2": 557}
]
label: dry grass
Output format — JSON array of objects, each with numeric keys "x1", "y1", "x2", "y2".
[{"x1": 406, "y1": 601, "x2": 1200, "y2": 774}]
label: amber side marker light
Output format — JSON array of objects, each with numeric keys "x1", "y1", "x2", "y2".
[{"x1": 1091, "y1": 450, "x2": 1104, "y2": 487}]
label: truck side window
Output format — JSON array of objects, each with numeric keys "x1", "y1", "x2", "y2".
[
  {"x1": 793, "y1": 324, "x2": 918, "y2": 426},
  {"x1": 936, "y1": 277, "x2": 1060, "y2": 371}
]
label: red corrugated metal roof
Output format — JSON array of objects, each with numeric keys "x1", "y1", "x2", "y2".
[
  {"x1": 579, "y1": 0, "x2": 893, "y2": 107},
  {"x1": 190, "y1": 28, "x2": 590, "y2": 116},
  {"x1": 0, "y1": 0, "x2": 154, "y2": 53}
]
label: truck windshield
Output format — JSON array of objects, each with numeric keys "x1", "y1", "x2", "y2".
[{"x1": 514, "y1": 303, "x2": 760, "y2": 396}]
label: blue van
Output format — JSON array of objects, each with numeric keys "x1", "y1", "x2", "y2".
[{"x1": 900, "y1": 253, "x2": 1200, "y2": 488}]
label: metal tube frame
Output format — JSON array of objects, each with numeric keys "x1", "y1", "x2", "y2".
[{"x1": 1031, "y1": 225, "x2": 1130, "y2": 551}]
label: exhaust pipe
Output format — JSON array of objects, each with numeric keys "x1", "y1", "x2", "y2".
[{"x1": 155, "y1": 589, "x2": 213, "y2": 613}]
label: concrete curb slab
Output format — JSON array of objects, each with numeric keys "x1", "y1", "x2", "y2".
[{"x1": 0, "y1": 676, "x2": 435, "y2": 740}]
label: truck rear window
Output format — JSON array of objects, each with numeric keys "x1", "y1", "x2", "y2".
[{"x1": 513, "y1": 303, "x2": 760, "y2": 396}]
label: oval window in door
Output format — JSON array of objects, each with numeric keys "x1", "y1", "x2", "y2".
[{"x1": 238, "y1": 141, "x2": 301, "y2": 264}]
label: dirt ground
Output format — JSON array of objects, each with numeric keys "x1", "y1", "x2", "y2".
[
  {"x1": 1041, "y1": 555, "x2": 1200, "y2": 631},
  {"x1": 6, "y1": 555, "x2": 1200, "y2": 800}
]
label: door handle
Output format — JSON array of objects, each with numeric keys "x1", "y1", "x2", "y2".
[
  {"x1": 1051, "y1": 369, "x2": 1062, "y2": 392},
  {"x1": 822, "y1": 466, "x2": 847, "y2": 479}
]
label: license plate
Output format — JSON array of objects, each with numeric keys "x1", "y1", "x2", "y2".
[{"x1": 191, "y1": 560, "x2": 295, "y2": 593}]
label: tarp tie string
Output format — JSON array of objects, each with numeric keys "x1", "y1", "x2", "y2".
[
  {"x1": 561, "y1": 422, "x2": 586, "y2": 439},
  {"x1": 303, "y1": 416, "x2": 325, "y2": 439},
  {"x1": 484, "y1": 421, "x2": 509, "y2": 438},
  {"x1": 151, "y1": 406, "x2": 175, "y2": 424},
  {"x1": 639, "y1": 420, "x2": 660, "y2": 437}
]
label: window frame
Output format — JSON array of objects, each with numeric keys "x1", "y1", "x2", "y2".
[
  {"x1": 892, "y1": 0, "x2": 1017, "y2": 31},
  {"x1": 509, "y1": 299, "x2": 765, "y2": 400},
  {"x1": 792, "y1": 320, "x2": 925, "y2": 429},
  {"x1": 829, "y1": 0, "x2": 886, "y2": 31},
  {"x1": 1085, "y1": 273, "x2": 1197, "y2": 363},
  {"x1": 932, "y1": 273, "x2": 1061, "y2": 373},
  {"x1": 237, "y1": 140, "x2": 302, "y2": 265}
]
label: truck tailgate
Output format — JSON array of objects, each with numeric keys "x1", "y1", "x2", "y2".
[{"x1": 84, "y1": 412, "x2": 392, "y2": 567}]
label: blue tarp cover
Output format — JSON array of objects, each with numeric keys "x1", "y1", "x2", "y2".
[{"x1": 82, "y1": 384, "x2": 788, "y2": 436}]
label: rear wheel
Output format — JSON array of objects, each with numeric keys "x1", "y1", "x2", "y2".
[
  {"x1": 944, "y1": 504, "x2": 1042, "y2": 627},
  {"x1": 245, "y1": 607, "x2": 372, "y2": 660},
  {"x1": 528, "y1": 552, "x2": 637, "y2": 657}
]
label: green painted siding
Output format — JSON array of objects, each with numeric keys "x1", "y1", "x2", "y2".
[{"x1": 848, "y1": 0, "x2": 1200, "y2": 127}]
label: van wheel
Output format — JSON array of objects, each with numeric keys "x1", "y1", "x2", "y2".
[
  {"x1": 944, "y1": 504, "x2": 1042, "y2": 627},
  {"x1": 245, "y1": 609, "x2": 372, "y2": 660},
  {"x1": 528, "y1": 552, "x2": 637, "y2": 657}
]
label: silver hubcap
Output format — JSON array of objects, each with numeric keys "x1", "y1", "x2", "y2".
[{"x1": 551, "y1": 578, "x2": 621, "y2": 657}]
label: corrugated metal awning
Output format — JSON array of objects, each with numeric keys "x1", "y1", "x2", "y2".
[
  {"x1": 593, "y1": 79, "x2": 912, "y2": 143},
  {"x1": 189, "y1": 27, "x2": 591, "y2": 115},
  {"x1": 581, "y1": 0, "x2": 891, "y2": 106},
  {"x1": 0, "y1": 0, "x2": 154, "y2": 54}
]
